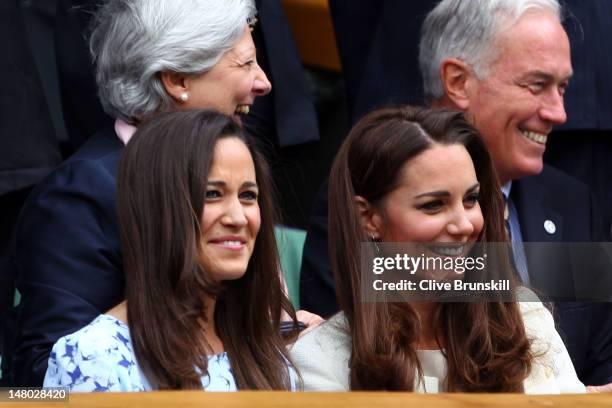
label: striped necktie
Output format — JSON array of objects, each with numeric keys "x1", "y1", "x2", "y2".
[
  {"x1": 504, "y1": 199, "x2": 511, "y2": 240},
  {"x1": 503, "y1": 196, "x2": 530, "y2": 284}
]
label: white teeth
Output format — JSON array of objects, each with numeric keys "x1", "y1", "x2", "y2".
[
  {"x1": 428, "y1": 245, "x2": 465, "y2": 256},
  {"x1": 222, "y1": 241, "x2": 242, "y2": 247},
  {"x1": 235, "y1": 105, "x2": 250, "y2": 115},
  {"x1": 521, "y1": 130, "x2": 547, "y2": 144}
]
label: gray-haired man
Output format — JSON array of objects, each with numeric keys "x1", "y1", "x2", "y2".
[{"x1": 420, "y1": 0, "x2": 611, "y2": 386}]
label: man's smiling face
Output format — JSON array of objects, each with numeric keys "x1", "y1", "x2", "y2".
[{"x1": 465, "y1": 11, "x2": 572, "y2": 184}]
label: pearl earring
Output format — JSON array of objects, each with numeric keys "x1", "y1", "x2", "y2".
[{"x1": 179, "y1": 92, "x2": 189, "y2": 102}]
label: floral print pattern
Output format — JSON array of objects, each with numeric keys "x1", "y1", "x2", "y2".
[{"x1": 43, "y1": 315, "x2": 237, "y2": 391}]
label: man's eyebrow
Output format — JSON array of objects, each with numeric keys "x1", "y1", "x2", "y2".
[{"x1": 520, "y1": 70, "x2": 573, "y2": 82}]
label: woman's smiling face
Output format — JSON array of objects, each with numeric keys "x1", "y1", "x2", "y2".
[
  {"x1": 198, "y1": 137, "x2": 261, "y2": 282},
  {"x1": 372, "y1": 143, "x2": 484, "y2": 247},
  {"x1": 181, "y1": 26, "x2": 272, "y2": 121}
]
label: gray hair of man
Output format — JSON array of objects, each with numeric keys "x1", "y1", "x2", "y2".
[
  {"x1": 419, "y1": 0, "x2": 562, "y2": 101},
  {"x1": 90, "y1": 0, "x2": 256, "y2": 123}
]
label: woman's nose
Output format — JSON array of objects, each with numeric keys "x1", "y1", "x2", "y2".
[
  {"x1": 252, "y1": 64, "x2": 272, "y2": 96},
  {"x1": 221, "y1": 198, "x2": 248, "y2": 227},
  {"x1": 446, "y1": 208, "x2": 475, "y2": 237}
]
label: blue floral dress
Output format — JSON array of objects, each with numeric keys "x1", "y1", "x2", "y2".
[{"x1": 43, "y1": 314, "x2": 280, "y2": 392}]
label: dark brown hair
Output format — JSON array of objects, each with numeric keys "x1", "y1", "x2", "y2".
[
  {"x1": 117, "y1": 109, "x2": 296, "y2": 389},
  {"x1": 328, "y1": 106, "x2": 532, "y2": 392}
]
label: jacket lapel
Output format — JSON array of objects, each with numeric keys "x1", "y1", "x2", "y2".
[{"x1": 512, "y1": 175, "x2": 563, "y2": 243}]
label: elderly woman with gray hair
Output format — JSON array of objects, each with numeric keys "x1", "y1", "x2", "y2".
[{"x1": 5, "y1": 0, "x2": 275, "y2": 387}]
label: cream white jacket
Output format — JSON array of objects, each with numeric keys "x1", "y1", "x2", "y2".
[{"x1": 289, "y1": 301, "x2": 586, "y2": 393}]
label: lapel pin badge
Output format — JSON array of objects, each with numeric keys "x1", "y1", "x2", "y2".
[{"x1": 544, "y1": 220, "x2": 556, "y2": 235}]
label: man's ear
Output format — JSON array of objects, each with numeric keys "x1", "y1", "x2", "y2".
[
  {"x1": 160, "y1": 71, "x2": 188, "y2": 102},
  {"x1": 439, "y1": 58, "x2": 473, "y2": 110},
  {"x1": 354, "y1": 196, "x2": 383, "y2": 239}
]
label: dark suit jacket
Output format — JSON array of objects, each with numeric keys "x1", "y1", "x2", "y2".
[
  {"x1": 0, "y1": 0, "x2": 64, "y2": 349},
  {"x1": 3, "y1": 127, "x2": 124, "y2": 386},
  {"x1": 0, "y1": 0, "x2": 113, "y2": 315},
  {"x1": 543, "y1": 1, "x2": 612, "y2": 239},
  {"x1": 300, "y1": 166, "x2": 612, "y2": 385},
  {"x1": 512, "y1": 166, "x2": 612, "y2": 385},
  {"x1": 0, "y1": 0, "x2": 62, "y2": 196}
]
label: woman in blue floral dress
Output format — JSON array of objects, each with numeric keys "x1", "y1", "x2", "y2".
[{"x1": 43, "y1": 110, "x2": 298, "y2": 391}]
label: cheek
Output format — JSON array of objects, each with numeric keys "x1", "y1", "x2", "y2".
[
  {"x1": 234, "y1": 76, "x2": 254, "y2": 98},
  {"x1": 247, "y1": 206, "x2": 261, "y2": 237},
  {"x1": 516, "y1": 100, "x2": 541, "y2": 127},
  {"x1": 469, "y1": 206, "x2": 485, "y2": 237},
  {"x1": 200, "y1": 208, "x2": 218, "y2": 235},
  {"x1": 387, "y1": 213, "x2": 444, "y2": 242}
]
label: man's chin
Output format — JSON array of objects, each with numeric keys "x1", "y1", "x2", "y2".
[{"x1": 508, "y1": 159, "x2": 545, "y2": 180}]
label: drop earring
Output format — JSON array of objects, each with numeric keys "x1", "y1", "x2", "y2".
[{"x1": 371, "y1": 234, "x2": 381, "y2": 254}]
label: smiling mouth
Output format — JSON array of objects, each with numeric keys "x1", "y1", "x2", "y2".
[
  {"x1": 235, "y1": 104, "x2": 250, "y2": 115},
  {"x1": 218, "y1": 240, "x2": 243, "y2": 247},
  {"x1": 209, "y1": 239, "x2": 246, "y2": 250},
  {"x1": 425, "y1": 243, "x2": 469, "y2": 257},
  {"x1": 521, "y1": 130, "x2": 547, "y2": 144}
]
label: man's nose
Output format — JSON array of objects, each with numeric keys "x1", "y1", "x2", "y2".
[{"x1": 539, "y1": 88, "x2": 567, "y2": 125}]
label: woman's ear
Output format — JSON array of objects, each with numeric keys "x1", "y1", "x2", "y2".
[
  {"x1": 354, "y1": 196, "x2": 383, "y2": 239},
  {"x1": 160, "y1": 71, "x2": 189, "y2": 103}
]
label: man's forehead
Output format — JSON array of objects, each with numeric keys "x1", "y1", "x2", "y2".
[{"x1": 491, "y1": 12, "x2": 572, "y2": 80}]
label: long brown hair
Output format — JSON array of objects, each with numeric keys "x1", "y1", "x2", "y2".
[
  {"x1": 117, "y1": 109, "x2": 296, "y2": 389},
  {"x1": 328, "y1": 106, "x2": 532, "y2": 392}
]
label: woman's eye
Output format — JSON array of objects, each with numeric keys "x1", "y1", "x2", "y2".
[
  {"x1": 205, "y1": 190, "x2": 221, "y2": 199},
  {"x1": 464, "y1": 192, "x2": 480, "y2": 206},
  {"x1": 240, "y1": 190, "x2": 258, "y2": 201},
  {"x1": 418, "y1": 200, "x2": 443, "y2": 212}
]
